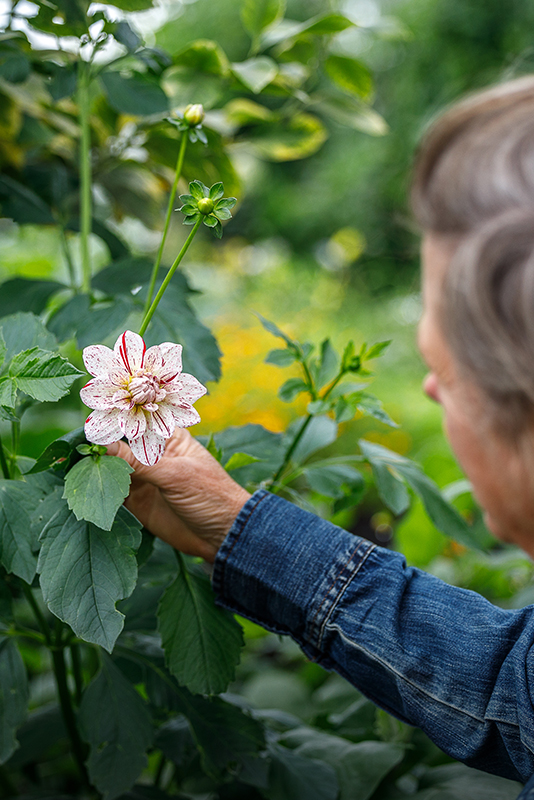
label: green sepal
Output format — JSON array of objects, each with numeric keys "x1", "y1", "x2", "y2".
[
  {"x1": 215, "y1": 197, "x2": 237, "y2": 210},
  {"x1": 178, "y1": 194, "x2": 196, "y2": 205},
  {"x1": 203, "y1": 214, "x2": 219, "y2": 227},
  {"x1": 189, "y1": 180, "x2": 209, "y2": 200},
  {"x1": 183, "y1": 213, "x2": 201, "y2": 225},
  {"x1": 179, "y1": 203, "x2": 198, "y2": 216},
  {"x1": 209, "y1": 181, "x2": 224, "y2": 200},
  {"x1": 214, "y1": 206, "x2": 232, "y2": 221}
]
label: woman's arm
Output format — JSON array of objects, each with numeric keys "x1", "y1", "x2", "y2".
[{"x1": 108, "y1": 432, "x2": 534, "y2": 785}]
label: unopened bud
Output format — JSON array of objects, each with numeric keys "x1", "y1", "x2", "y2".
[
  {"x1": 197, "y1": 197, "x2": 214, "y2": 215},
  {"x1": 184, "y1": 104, "x2": 205, "y2": 126}
]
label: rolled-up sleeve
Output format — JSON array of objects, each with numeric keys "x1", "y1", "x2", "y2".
[{"x1": 212, "y1": 489, "x2": 534, "y2": 784}]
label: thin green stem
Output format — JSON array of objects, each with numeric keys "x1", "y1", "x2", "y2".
[
  {"x1": 154, "y1": 752, "x2": 166, "y2": 788},
  {"x1": 70, "y1": 643, "x2": 84, "y2": 706},
  {"x1": 0, "y1": 435, "x2": 10, "y2": 480},
  {"x1": 60, "y1": 226, "x2": 78, "y2": 292},
  {"x1": 51, "y1": 645, "x2": 89, "y2": 784},
  {"x1": 271, "y1": 414, "x2": 313, "y2": 491},
  {"x1": 21, "y1": 583, "x2": 51, "y2": 647},
  {"x1": 78, "y1": 61, "x2": 92, "y2": 294},
  {"x1": 3, "y1": 627, "x2": 46, "y2": 645},
  {"x1": 139, "y1": 215, "x2": 203, "y2": 337},
  {"x1": 144, "y1": 133, "x2": 188, "y2": 315}
]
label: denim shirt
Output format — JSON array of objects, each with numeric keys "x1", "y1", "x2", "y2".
[{"x1": 212, "y1": 490, "x2": 534, "y2": 797}]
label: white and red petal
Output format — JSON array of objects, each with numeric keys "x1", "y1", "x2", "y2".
[
  {"x1": 144, "y1": 345, "x2": 163, "y2": 373},
  {"x1": 158, "y1": 343, "x2": 183, "y2": 383},
  {"x1": 84, "y1": 409, "x2": 123, "y2": 445},
  {"x1": 118, "y1": 406, "x2": 147, "y2": 441},
  {"x1": 80, "y1": 379, "x2": 119, "y2": 410},
  {"x1": 167, "y1": 402, "x2": 201, "y2": 428},
  {"x1": 114, "y1": 330, "x2": 146, "y2": 374},
  {"x1": 146, "y1": 404, "x2": 175, "y2": 439},
  {"x1": 166, "y1": 373, "x2": 207, "y2": 405},
  {"x1": 83, "y1": 345, "x2": 120, "y2": 378},
  {"x1": 129, "y1": 430, "x2": 166, "y2": 466}
]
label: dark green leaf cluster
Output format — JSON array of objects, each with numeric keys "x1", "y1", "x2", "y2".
[{"x1": 179, "y1": 180, "x2": 237, "y2": 238}]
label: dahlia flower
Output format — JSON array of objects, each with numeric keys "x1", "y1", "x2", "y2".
[{"x1": 80, "y1": 331, "x2": 207, "y2": 466}]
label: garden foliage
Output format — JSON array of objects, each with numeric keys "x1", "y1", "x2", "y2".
[{"x1": 0, "y1": 0, "x2": 524, "y2": 798}]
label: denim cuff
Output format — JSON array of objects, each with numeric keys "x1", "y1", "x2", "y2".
[{"x1": 212, "y1": 489, "x2": 375, "y2": 660}]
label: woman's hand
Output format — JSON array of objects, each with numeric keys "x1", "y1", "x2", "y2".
[{"x1": 106, "y1": 430, "x2": 251, "y2": 563}]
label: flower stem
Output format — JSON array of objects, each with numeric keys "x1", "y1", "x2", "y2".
[
  {"x1": 144, "y1": 133, "x2": 188, "y2": 315},
  {"x1": 138, "y1": 215, "x2": 203, "y2": 337},
  {"x1": 60, "y1": 226, "x2": 79, "y2": 293},
  {"x1": 51, "y1": 644, "x2": 89, "y2": 784},
  {"x1": 21, "y1": 583, "x2": 51, "y2": 647},
  {"x1": 0, "y1": 434, "x2": 10, "y2": 480},
  {"x1": 271, "y1": 414, "x2": 313, "y2": 491},
  {"x1": 78, "y1": 61, "x2": 92, "y2": 294},
  {"x1": 70, "y1": 642, "x2": 84, "y2": 705}
]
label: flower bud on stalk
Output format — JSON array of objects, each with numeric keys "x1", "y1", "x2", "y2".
[{"x1": 184, "y1": 103, "x2": 205, "y2": 127}]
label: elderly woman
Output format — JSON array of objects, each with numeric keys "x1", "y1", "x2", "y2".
[{"x1": 108, "y1": 77, "x2": 534, "y2": 796}]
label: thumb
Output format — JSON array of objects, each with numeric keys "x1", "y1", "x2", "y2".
[{"x1": 106, "y1": 440, "x2": 168, "y2": 486}]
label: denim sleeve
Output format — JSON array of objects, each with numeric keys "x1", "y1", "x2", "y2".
[{"x1": 212, "y1": 489, "x2": 534, "y2": 785}]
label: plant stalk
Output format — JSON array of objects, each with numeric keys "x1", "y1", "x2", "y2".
[
  {"x1": 139, "y1": 215, "x2": 203, "y2": 337},
  {"x1": 51, "y1": 645, "x2": 89, "y2": 784},
  {"x1": 271, "y1": 414, "x2": 313, "y2": 490},
  {"x1": 0, "y1": 435, "x2": 10, "y2": 480},
  {"x1": 78, "y1": 61, "x2": 92, "y2": 294},
  {"x1": 144, "y1": 133, "x2": 188, "y2": 315},
  {"x1": 60, "y1": 226, "x2": 78, "y2": 293},
  {"x1": 70, "y1": 643, "x2": 84, "y2": 705},
  {"x1": 21, "y1": 583, "x2": 51, "y2": 647}
]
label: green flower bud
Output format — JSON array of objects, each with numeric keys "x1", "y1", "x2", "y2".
[
  {"x1": 197, "y1": 197, "x2": 214, "y2": 215},
  {"x1": 184, "y1": 104, "x2": 205, "y2": 126}
]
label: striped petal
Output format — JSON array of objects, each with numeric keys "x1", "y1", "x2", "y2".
[
  {"x1": 129, "y1": 430, "x2": 166, "y2": 466},
  {"x1": 118, "y1": 406, "x2": 147, "y2": 441},
  {"x1": 147, "y1": 404, "x2": 175, "y2": 439},
  {"x1": 167, "y1": 402, "x2": 201, "y2": 428},
  {"x1": 114, "y1": 330, "x2": 146, "y2": 374},
  {"x1": 144, "y1": 345, "x2": 163, "y2": 373},
  {"x1": 158, "y1": 343, "x2": 183, "y2": 382},
  {"x1": 85, "y1": 409, "x2": 123, "y2": 445},
  {"x1": 80, "y1": 379, "x2": 119, "y2": 410},
  {"x1": 166, "y1": 373, "x2": 207, "y2": 405},
  {"x1": 83, "y1": 345, "x2": 119, "y2": 378}
]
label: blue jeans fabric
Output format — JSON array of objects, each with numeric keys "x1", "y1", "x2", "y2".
[{"x1": 212, "y1": 489, "x2": 534, "y2": 794}]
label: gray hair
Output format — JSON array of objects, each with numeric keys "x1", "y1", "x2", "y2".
[{"x1": 412, "y1": 76, "x2": 534, "y2": 431}]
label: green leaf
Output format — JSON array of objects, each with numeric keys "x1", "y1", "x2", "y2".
[
  {"x1": 0, "y1": 477, "x2": 56, "y2": 583},
  {"x1": 203, "y1": 424, "x2": 285, "y2": 486},
  {"x1": 356, "y1": 393, "x2": 398, "y2": 428},
  {"x1": 9, "y1": 348, "x2": 83, "y2": 402},
  {"x1": 0, "y1": 333, "x2": 5, "y2": 372},
  {"x1": 158, "y1": 558, "x2": 243, "y2": 694},
  {"x1": 79, "y1": 655, "x2": 153, "y2": 800},
  {"x1": 241, "y1": 0, "x2": 285, "y2": 38},
  {"x1": 205, "y1": 433, "x2": 223, "y2": 462},
  {"x1": 265, "y1": 348, "x2": 298, "y2": 367},
  {"x1": 174, "y1": 39, "x2": 230, "y2": 75},
  {"x1": 0, "y1": 637, "x2": 28, "y2": 765},
  {"x1": 304, "y1": 464, "x2": 364, "y2": 499},
  {"x1": 63, "y1": 456, "x2": 134, "y2": 531},
  {"x1": 364, "y1": 340, "x2": 392, "y2": 360},
  {"x1": 47, "y1": 294, "x2": 132, "y2": 350},
  {"x1": 293, "y1": 733, "x2": 404, "y2": 800},
  {"x1": 317, "y1": 339, "x2": 339, "y2": 389},
  {"x1": 358, "y1": 440, "x2": 410, "y2": 516},
  {"x1": 27, "y1": 428, "x2": 87, "y2": 474},
  {"x1": 415, "y1": 764, "x2": 521, "y2": 799},
  {"x1": 308, "y1": 398, "x2": 333, "y2": 416},
  {"x1": 233, "y1": 56, "x2": 278, "y2": 93},
  {"x1": 225, "y1": 452, "x2": 261, "y2": 471},
  {"x1": 0, "y1": 279, "x2": 64, "y2": 318},
  {"x1": 0, "y1": 377, "x2": 16, "y2": 408},
  {"x1": 262, "y1": 13, "x2": 353, "y2": 47},
  {"x1": 0, "y1": 175, "x2": 55, "y2": 226},
  {"x1": 0, "y1": 313, "x2": 57, "y2": 367},
  {"x1": 324, "y1": 55, "x2": 373, "y2": 100},
  {"x1": 264, "y1": 743, "x2": 338, "y2": 800},
  {"x1": 100, "y1": 72, "x2": 169, "y2": 116},
  {"x1": 246, "y1": 113, "x2": 328, "y2": 162},
  {"x1": 278, "y1": 377, "x2": 309, "y2": 402},
  {"x1": 38, "y1": 497, "x2": 142, "y2": 652},
  {"x1": 255, "y1": 313, "x2": 296, "y2": 346},
  {"x1": 287, "y1": 416, "x2": 338, "y2": 464}
]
